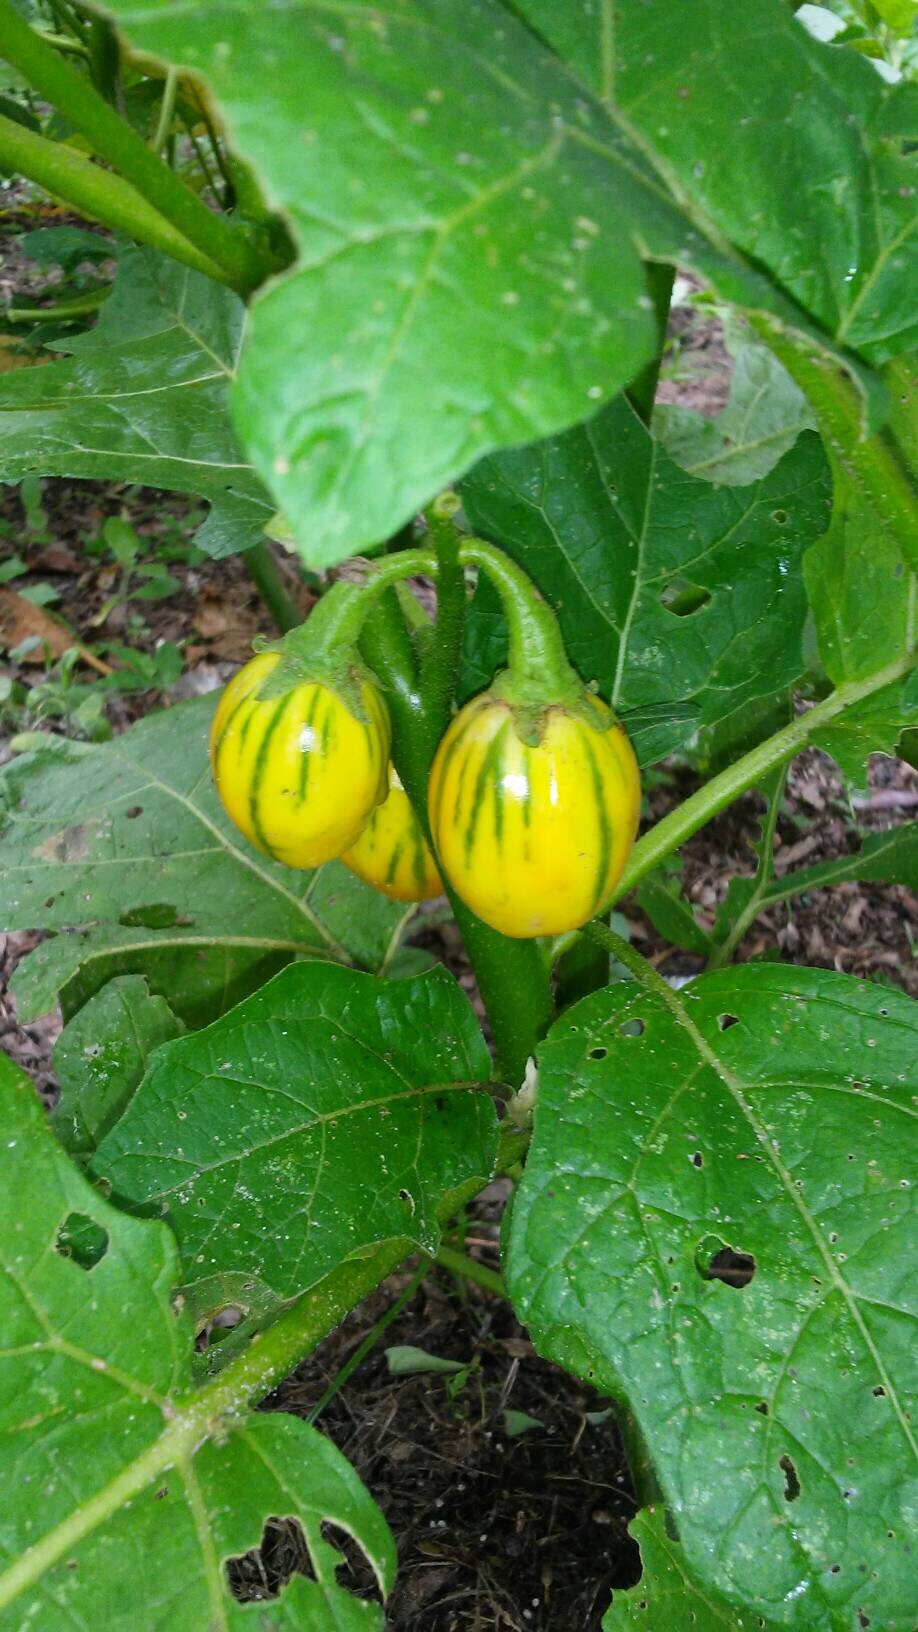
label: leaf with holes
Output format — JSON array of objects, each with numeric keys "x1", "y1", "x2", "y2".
[
  {"x1": 0, "y1": 246, "x2": 271, "y2": 559},
  {"x1": 655, "y1": 316, "x2": 816, "y2": 487},
  {"x1": 505, "y1": 965, "x2": 916, "y2": 1629},
  {"x1": 604, "y1": 1507, "x2": 777, "y2": 1629},
  {"x1": 0, "y1": 694, "x2": 414, "y2": 1021},
  {"x1": 0, "y1": 1049, "x2": 395, "y2": 1629},
  {"x1": 461, "y1": 396, "x2": 830, "y2": 758},
  {"x1": 92, "y1": 963, "x2": 497, "y2": 1298},
  {"x1": 99, "y1": 0, "x2": 868, "y2": 568},
  {"x1": 50, "y1": 975, "x2": 184, "y2": 1162}
]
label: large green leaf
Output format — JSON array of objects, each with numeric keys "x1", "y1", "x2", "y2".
[
  {"x1": 0, "y1": 247, "x2": 271, "y2": 558},
  {"x1": 0, "y1": 1050, "x2": 394, "y2": 1630},
  {"x1": 517, "y1": 0, "x2": 917, "y2": 360},
  {"x1": 604, "y1": 1508, "x2": 772, "y2": 1630},
  {"x1": 506, "y1": 965, "x2": 916, "y2": 1629},
  {"x1": 100, "y1": 0, "x2": 860, "y2": 568},
  {"x1": 461, "y1": 396, "x2": 830, "y2": 759},
  {"x1": 805, "y1": 475, "x2": 918, "y2": 785},
  {"x1": 0, "y1": 695, "x2": 414, "y2": 1021},
  {"x1": 50, "y1": 974, "x2": 184, "y2": 1161},
  {"x1": 93, "y1": 963, "x2": 497, "y2": 1298},
  {"x1": 655, "y1": 316, "x2": 816, "y2": 487}
]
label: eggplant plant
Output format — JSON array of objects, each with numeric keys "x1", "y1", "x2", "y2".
[{"x1": 0, "y1": 2, "x2": 915, "y2": 1627}]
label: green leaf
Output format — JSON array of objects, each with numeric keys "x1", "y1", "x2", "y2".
[
  {"x1": 12, "y1": 922, "x2": 302, "y2": 1030},
  {"x1": 0, "y1": 694, "x2": 413, "y2": 1019},
  {"x1": 461, "y1": 396, "x2": 830, "y2": 759},
  {"x1": 0, "y1": 246, "x2": 272, "y2": 559},
  {"x1": 655, "y1": 317, "x2": 816, "y2": 487},
  {"x1": 0, "y1": 1049, "x2": 395, "y2": 1630},
  {"x1": 813, "y1": 668, "x2": 918, "y2": 792},
  {"x1": 385, "y1": 1345, "x2": 466, "y2": 1377},
  {"x1": 93, "y1": 963, "x2": 497, "y2": 1298},
  {"x1": 502, "y1": 1409, "x2": 544, "y2": 1437},
  {"x1": 100, "y1": 0, "x2": 854, "y2": 568},
  {"x1": 604, "y1": 1507, "x2": 773, "y2": 1629},
  {"x1": 516, "y1": 0, "x2": 916, "y2": 362},
  {"x1": 506, "y1": 965, "x2": 916, "y2": 1629},
  {"x1": 761, "y1": 821, "x2": 918, "y2": 906},
  {"x1": 51, "y1": 974, "x2": 184, "y2": 1161},
  {"x1": 805, "y1": 475, "x2": 917, "y2": 785},
  {"x1": 635, "y1": 860, "x2": 714, "y2": 957}
]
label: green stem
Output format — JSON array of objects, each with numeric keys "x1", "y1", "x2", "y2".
[
  {"x1": 35, "y1": 29, "x2": 88, "y2": 56},
  {"x1": 181, "y1": 112, "x2": 223, "y2": 210},
  {"x1": 583, "y1": 916, "x2": 674, "y2": 1002},
  {"x1": 243, "y1": 540, "x2": 301, "y2": 634},
  {"x1": 751, "y1": 316, "x2": 918, "y2": 571},
  {"x1": 0, "y1": 0, "x2": 267, "y2": 294},
  {"x1": 151, "y1": 66, "x2": 178, "y2": 156},
  {"x1": 0, "y1": 1150, "x2": 521, "y2": 1615},
  {"x1": 421, "y1": 495, "x2": 466, "y2": 743},
  {"x1": 610, "y1": 652, "x2": 917, "y2": 906},
  {"x1": 5, "y1": 285, "x2": 109, "y2": 322},
  {"x1": 434, "y1": 1242, "x2": 505, "y2": 1298},
  {"x1": 628, "y1": 261, "x2": 675, "y2": 425},
  {"x1": 189, "y1": 81, "x2": 235, "y2": 205},
  {"x1": 707, "y1": 765, "x2": 787, "y2": 969},
  {"x1": 87, "y1": 15, "x2": 119, "y2": 105},
  {"x1": 360, "y1": 591, "x2": 553, "y2": 1085},
  {"x1": 290, "y1": 549, "x2": 438, "y2": 667},
  {"x1": 306, "y1": 1261, "x2": 428, "y2": 1427},
  {"x1": 0, "y1": 111, "x2": 229, "y2": 286},
  {"x1": 459, "y1": 536, "x2": 578, "y2": 701}
]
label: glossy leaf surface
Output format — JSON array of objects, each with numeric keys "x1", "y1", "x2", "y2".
[
  {"x1": 0, "y1": 248, "x2": 271, "y2": 557},
  {"x1": 461, "y1": 396, "x2": 830, "y2": 759},
  {"x1": 604, "y1": 1508, "x2": 774, "y2": 1630},
  {"x1": 94, "y1": 963, "x2": 497, "y2": 1297},
  {"x1": 0, "y1": 696, "x2": 413, "y2": 1021},
  {"x1": 100, "y1": 0, "x2": 865, "y2": 566},
  {"x1": 0, "y1": 1051, "x2": 394, "y2": 1630},
  {"x1": 51, "y1": 974, "x2": 184, "y2": 1161},
  {"x1": 506, "y1": 966, "x2": 916, "y2": 1628},
  {"x1": 655, "y1": 318, "x2": 816, "y2": 487}
]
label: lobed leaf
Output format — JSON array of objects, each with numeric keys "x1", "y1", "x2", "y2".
[
  {"x1": 0, "y1": 695, "x2": 414, "y2": 1020},
  {"x1": 517, "y1": 0, "x2": 917, "y2": 361},
  {"x1": 506, "y1": 965, "x2": 917, "y2": 1628},
  {"x1": 99, "y1": 0, "x2": 856, "y2": 568},
  {"x1": 0, "y1": 247, "x2": 271, "y2": 558},
  {"x1": 0, "y1": 1050, "x2": 394, "y2": 1630},
  {"x1": 603, "y1": 1508, "x2": 775, "y2": 1630},
  {"x1": 461, "y1": 396, "x2": 830, "y2": 758},
  {"x1": 93, "y1": 962, "x2": 498, "y2": 1298},
  {"x1": 655, "y1": 317, "x2": 816, "y2": 488}
]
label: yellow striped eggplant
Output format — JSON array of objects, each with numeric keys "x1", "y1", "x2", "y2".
[
  {"x1": 428, "y1": 690, "x2": 640, "y2": 938},
  {"x1": 342, "y1": 765, "x2": 443, "y2": 902},
  {"x1": 209, "y1": 650, "x2": 390, "y2": 869}
]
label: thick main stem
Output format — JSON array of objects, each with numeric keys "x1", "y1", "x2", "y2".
[
  {"x1": 0, "y1": 0, "x2": 267, "y2": 293},
  {"x1": 611, "y1": 653, "x2": 917, "y2": 904},
  {"x1": 242, "y1": 540, "x2": 301, "y2": 634},
  {"x1": 360, "y1": 592, "x2": 553, "y2": 1085}
]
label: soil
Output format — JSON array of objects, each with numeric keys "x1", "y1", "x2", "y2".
[{"x1": 1, "y1": 284, "x2": 916, "y2": 1629}]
